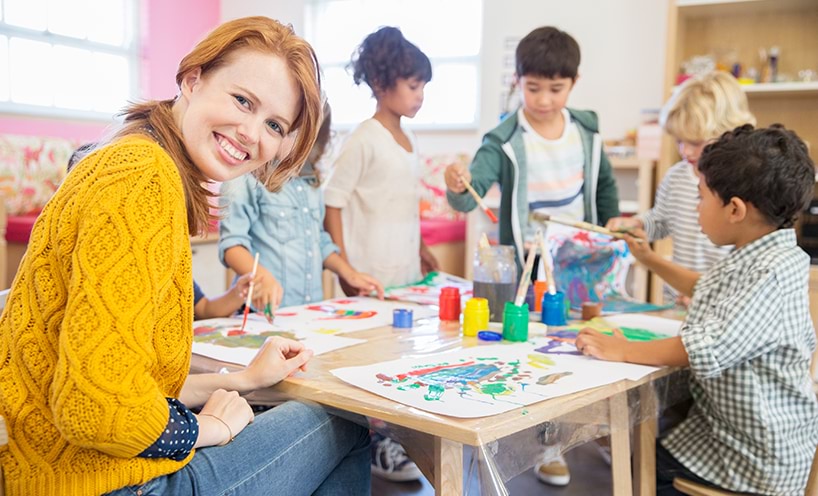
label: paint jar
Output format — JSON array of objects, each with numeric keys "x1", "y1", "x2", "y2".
[
  {"x1": 533, "y1": 280, "x2": 549, "y2": 313},
  {"x1": 542, "y1": 291, "x2": 567, "y2": 326},
  {"x1": 462, "y1": 297, "x2": 489, "y2": 337},
  {"x1": 502, "y1": 302, "x2": 529, "y2": 342},
  {"x1": 392, "y1": 308, "x2": 413, "y2": 328},
  {"x1": 473, "y1": 245, "x2": 517, "y2": 322},
  {"x1": 581, "y1": 301, "x2": 603, "y2": 321},
  {"x1": 438, "y1": 287, "x2": 461, "y2": 322}
]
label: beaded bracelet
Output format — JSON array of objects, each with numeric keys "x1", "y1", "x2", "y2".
[{"x1": 199, "y1": 413, "x2": 234, "y2": 446}]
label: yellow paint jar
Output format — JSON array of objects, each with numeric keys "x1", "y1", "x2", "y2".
[{"x1": 462, "y1": 297, "x2": 489, "y2": 337}]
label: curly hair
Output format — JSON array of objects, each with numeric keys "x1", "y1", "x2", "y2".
[
  {"x1": 697, "y1": 124, "x2": 815, "y2": 229},
  {"x1": 515, "y1": 26, "x2": 580, "y2": 80},
  {"x1": 349, "y1": 26, "x2": 431, "y2": 95}
]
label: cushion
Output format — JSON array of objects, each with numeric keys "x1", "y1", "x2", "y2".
[
  {"x1": 418, "y1": 153, "x2": 469, "y2": 221},
  {"x1": 0, "y1": 134, "x2": 76, "y2": 215}
]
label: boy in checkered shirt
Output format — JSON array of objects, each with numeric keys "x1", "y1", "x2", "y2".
[{"x1": 577, "y1": 124, "x2": 818, "y2": 495}]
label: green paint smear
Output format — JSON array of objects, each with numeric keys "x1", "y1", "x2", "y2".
[
  {"x1": 424, "y1": 384, "x2": 445, "y2": 401},
  {"x1": 615, "y1": 326, "x2": 668, "y2": 342},
  {"x1": 480, "y1": 382, "x2": 511, "y2": 399},
  {"x1": 477, "y1": 357, "x2": 498, "y2": 361}
]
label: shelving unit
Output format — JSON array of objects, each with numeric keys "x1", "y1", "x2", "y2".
[{"x1": 655, "y1": 0, "x2": 818, "y2": 303}]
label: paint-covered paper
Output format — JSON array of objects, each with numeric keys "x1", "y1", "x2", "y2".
[
  {"x1": 193, "y1": 318, "x2": 365, "y2": 366},
  {"x1": 383, "y1": 271, "x2": 473, "y2": 306},
  {"x1": 269, "y1": 296, "x2": 437, "y2": 334},
  {"x1": 331, "y1": 340, "x2": 658, "y2": 418}
]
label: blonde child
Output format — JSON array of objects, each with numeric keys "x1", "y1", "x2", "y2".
[
  {"x1": 578, "y1": 124, "x2": 818, "y2": 494},
  {"x1": 606, "y1": 71, "x2": 755, "y2": 304},
  {"x1": 220, "y1": 102, "x2": 384, "y2": 311},
  {"x1": 323, "y1": 26, "x2": 438, "y2": 482},
  {"x1": 0, "y1": 17, "x2": 371, "y2": 495}
]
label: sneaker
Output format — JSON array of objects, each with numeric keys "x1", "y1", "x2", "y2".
[
  {"x1": 535, "y1": 453, "x2": 571, "y2": 486},
  {"x1": 370, "y1": 433, "x2": 422, "y2": 482}
]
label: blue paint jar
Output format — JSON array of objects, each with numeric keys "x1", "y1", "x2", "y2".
[{"x1": 541, "y1": 291, "x2": 567, "y2": 326}]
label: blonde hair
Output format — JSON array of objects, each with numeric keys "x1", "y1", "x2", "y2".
[
  {"x1": 661, "y1": 71, "x2": 755, "y2": 142},
  {"x1": 115, "y1": 17, "x2": 322, "y2": 235}
]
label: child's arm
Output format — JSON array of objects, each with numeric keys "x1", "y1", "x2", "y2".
[
  {"x1": 323, "y1": 252, "x2": 384, "y2": 298},
  {"x1": 594, "y1": 150, "x2": 621, "y2": 225},
  {"x1": 625, "y1": 231, "x2": 700, "y2": 297},
  {"x1": 446, "y1": 140, "x2": 504, "y2": 213},
  {"x1": 636, "y1": 169, "x2": 678, "y2": 241},
  {"x1": 575, "y1": 330, "x2": 689, "y2": 367},
  {"x1": 419, "y1": 239, "x2": 440, "y2": 275},
  {"x1": 194, "y1": 273, "x2": 256, "y2": 320},
  {"x1": 223, "y1": 246, "x2": 282, "y2": 313}
]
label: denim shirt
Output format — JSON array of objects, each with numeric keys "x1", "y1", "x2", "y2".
[{"x1": 219, "y1": 172, "x2": 339, "y2": 308}]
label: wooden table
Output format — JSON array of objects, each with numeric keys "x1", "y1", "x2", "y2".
[{"x1": 191, "y1": 318, "x2": 683, "y2": 495}]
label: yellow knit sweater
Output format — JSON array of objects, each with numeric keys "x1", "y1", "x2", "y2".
[{"x1": 0, "y1": 136, "x2": 195, "y2": 495}]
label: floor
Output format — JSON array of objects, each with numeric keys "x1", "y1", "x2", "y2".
[{"x1": 372, "y1": 442, "x2": 612, "y2": 495}]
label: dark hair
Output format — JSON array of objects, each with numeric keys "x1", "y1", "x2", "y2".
[
  {"x1": 66, "y1": 142, "x2": 97, "y2": 173},
  {"x1": 349, "y1": 26, "x2": 431, "y2": 95},
  {"x1": 516, "y1": 26, "x2": 580, "y2": 80},
  {"x1": 698, "y1": 124, "x2": 815, "y2": 229}
]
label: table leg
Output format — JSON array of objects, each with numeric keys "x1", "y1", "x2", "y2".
[
  {"x1": 434, "y1": 437, "x2": 463, "y2": 496},
  {"x1": 634, "y1": 383, "x2": 658, "y2": 496},
  {"x1": 609, "y1": 392, "x2": 634, "y2": 496}
]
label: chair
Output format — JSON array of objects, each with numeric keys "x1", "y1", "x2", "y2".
[{"x1": 673, "y1": 443, "x2": 818, "y2": 495}]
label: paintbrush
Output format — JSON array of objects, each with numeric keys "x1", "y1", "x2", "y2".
[
  {"x1": 530, "y1": 212, "x2": 643, "y2": 243},
  {"x1": 459, "y1": 174, "x2": 498, "y2": 224},
  {"x1": 240, "y1": 252, "x2": 260, "y2": 333},
  {"x1": 514, "y1": 229, "x2": 541, "y2": 307},
  {"x1": 538, "y1": 234, "x2": 557, "y2": 295}
]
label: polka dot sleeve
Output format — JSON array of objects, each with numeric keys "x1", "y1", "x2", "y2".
[{"x1": 137, "y1": 398, "x2": 198, "y2": 461}]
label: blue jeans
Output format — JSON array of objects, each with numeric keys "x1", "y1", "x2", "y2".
[{"x1": 106, "y1": 401, "x2": 370, "y2": 496}]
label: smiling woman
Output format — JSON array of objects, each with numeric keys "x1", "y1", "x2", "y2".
[{"x1": 0, "y1": 16, "x2": 372, "y2": 496}]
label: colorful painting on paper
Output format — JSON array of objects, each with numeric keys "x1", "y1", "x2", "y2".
[
  {"x1": 541, "y1": 223, "x2": 665, "y2": 313},
  {"x1": 192, "y1": 318, "x2": 365, "y2": 366},
  {"x1": 269, "y1": 296, "x2": 436, "y2": 334},
  {"x1": 383, "y1": 271, "x2": 473, "y2": 306},
  {"x1": 331, "y1": 342, "x2": 658, "y2": 418},
  {"x1": 534, "y1": 314, "x2": 682, "y2": 357}
]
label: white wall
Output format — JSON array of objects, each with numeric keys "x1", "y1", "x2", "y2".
[{"x1": 221, "y1": 0, "x2": 668, "y2": 154}]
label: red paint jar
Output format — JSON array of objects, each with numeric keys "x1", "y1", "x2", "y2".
[{"x1": 439, "y1": 287, "x2": 461, "y2": 322}]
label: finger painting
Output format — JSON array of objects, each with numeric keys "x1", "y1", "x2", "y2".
[
  {"x1": 192, "y1": 317, "x2": 365, "y2": 366},
  {"x1": 383, "y1": 271, "x2": 473, "y2": 306},
  {"x1": 332, "y1": 342, "x2": 658, "y2": 418}
]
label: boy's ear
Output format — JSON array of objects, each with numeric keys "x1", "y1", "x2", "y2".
[
  {"x1": 727, "y1": 196, "x2": 748, "y2": 224},
  {"x1": 180, "y1": 68, "x2": 203, "y2": 98}
]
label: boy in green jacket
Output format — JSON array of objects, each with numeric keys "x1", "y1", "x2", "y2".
[
  {"x1": 444, "y1": 26, "x2": 620, "y2": 486},
  {"x1": 445, "y1": 26, "x2": 620, "y2": 274}
]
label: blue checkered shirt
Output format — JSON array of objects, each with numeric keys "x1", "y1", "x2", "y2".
[{"x1": 662, "y1": 229, "x2": 818, "y2": 495}]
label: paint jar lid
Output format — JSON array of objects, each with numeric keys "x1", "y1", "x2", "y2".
[
  {"x1": 392, "y1": 308, "x2": 413, "y2": 328},
  {"x1": 477, "y1": 330, "x2": 502, "y2": 341},
  {"x1": 440, "y1": 286, "x2": 461, "y2": 298},
  {"x1": 464, "y1": 297, "x2": 488, "y2": 311}
]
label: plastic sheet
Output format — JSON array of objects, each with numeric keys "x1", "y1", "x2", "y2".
[{"x1": 190, "y1": 311, "x2": 692, "y2": 495}]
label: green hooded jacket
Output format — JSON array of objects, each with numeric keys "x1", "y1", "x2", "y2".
[{"x1": 447, "y1": 108, "x2": 620, "y2": 268}]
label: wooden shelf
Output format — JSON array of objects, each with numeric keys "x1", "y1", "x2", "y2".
[
  {"x1": 678, "y1": 0, "x2": 816, "y2": 17},
  {"x1": 742, "y1": 82, "x2": 818, "y2": 97}
]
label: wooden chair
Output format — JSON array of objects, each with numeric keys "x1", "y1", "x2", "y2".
[{"x1": 674, "y1": 443, "x2": 818, "y2": 495}]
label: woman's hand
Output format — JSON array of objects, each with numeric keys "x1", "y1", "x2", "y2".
[
  {"x1": 575, "y1": 328, "x2": 629, "y2": 362},
  {"x1": 195, "y1": 389, "x2": 254, "y2": 447},
  {"x1": 605, "y1": 216, "x2": 642, "y2": 233},
  {"x1": 252, "y1": 266, "x2": 282, "y2": 320},
  {"x1": 443, "y1": 163, "x2": 470, "y2": 193},
  {"x1": 343, "y1": 271, "x2": 384, "y2": 299},
  {"x1": 240, "y1": 336, "x2": 314, "y2": 390}
]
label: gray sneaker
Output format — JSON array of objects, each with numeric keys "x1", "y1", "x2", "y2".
[{"x1": 370, "y1": 434, "x2": 422, "y2": 482}]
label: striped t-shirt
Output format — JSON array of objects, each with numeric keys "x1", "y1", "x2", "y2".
[
  {"x1": 520, "y1": 108, "x2": 585, "y2": 241},
  {"x1": 639, "y1": 161, "x2": 731, "y2": 302}
]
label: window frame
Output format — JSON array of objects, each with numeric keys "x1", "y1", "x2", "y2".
[{"x1": 0, "y1": 0, "x2": 140, "y2": 122}]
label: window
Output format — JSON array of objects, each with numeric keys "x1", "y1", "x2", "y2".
[
  {"x1": 0, "y1": 0, "x2": 138, "y2": 120},
  {"x1": 305, "y1": 0, "x2": 482, "y2": 129}
]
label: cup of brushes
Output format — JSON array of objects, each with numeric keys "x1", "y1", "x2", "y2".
[{"x1": 500, "y1": 229, "x2": 542, "y2": 342}]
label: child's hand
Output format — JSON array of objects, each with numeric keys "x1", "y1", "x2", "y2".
[
  {"x1": 443, "y1": 163, "x2": 470, "y2": 193},
  {"x1": 230, "y1": 272, "x2": 262, "y2": 302},
  {"x1": 623, "y1": 229, "x2": 653, "y2": 262},
  {"x1": 242, "y1": 336, "x2": 314, "y2": 389},
  {"x1": 605, "y1": 216, "x2": 642, "y2": 233},
  {"x1": 420, "y1": 244, "x2": 440, "y2": 275},
  {"x1": 344, "y1": 271, "x2": 385, "y2": 299},
  {"x1": 253, "y1": 266, "x2": 282, "y2": 319},
  {"x1": 575, "y1": 327, "x2": 629, "y2": 362}
]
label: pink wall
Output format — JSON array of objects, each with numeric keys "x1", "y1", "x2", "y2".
[{"x1": 0, "y1": 0, "x2": 220, "y2": 142}]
